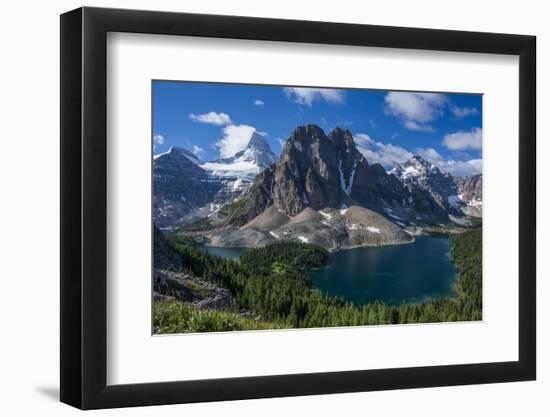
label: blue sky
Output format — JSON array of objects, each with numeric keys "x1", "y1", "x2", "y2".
[{"x1": 153, "y1": 81, "x2": 482, "y2": 176}]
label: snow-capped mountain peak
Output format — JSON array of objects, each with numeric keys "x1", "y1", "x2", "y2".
[
  {"x1": 154, "y1": 146, "x2": 201, "y2": 165},
  {"x1": 202, "y1": 131, "x2": 277, "y2": 179},
  {"x1": 228, "y1": 132, "x2": 277, "y2": 168},
  {"x1": 389, "y1": 155, "x2": 440, "y2": 181},
  {"x1": 197, "y1": 131, "x2": 278, "y2": 204}
]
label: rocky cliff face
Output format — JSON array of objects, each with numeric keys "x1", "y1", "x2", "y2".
[
  {"x1": 271, "y1": 125, "x2": 356, "y2": 215},
  {"x1": 390, "y1": 155, "x2": 462, "y2": 218},
  {"x1": 153, "y1": 147, "x2": 222, "y2": 228},
  {"x1": 454, "y1": 174, "x2": 483, "y2": 217},
  {"x1": 225, "y1": 125, "x2": 453, "y2": 227}
]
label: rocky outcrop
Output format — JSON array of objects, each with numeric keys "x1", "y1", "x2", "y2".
[{"x1": 154, "y1": 270, "x2": 236, "y2": 311}]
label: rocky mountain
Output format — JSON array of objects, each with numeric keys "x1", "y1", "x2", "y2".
[
  {"x1": 217, "y1": 131, "x2": 278, "y2": 168},
  {"x1": 454, "y1": 174, "x2": 483, "y2": 217},
  {"x1": 153, "y1": 147, "x2": 222, "y2": 228},
  {"x1": 220, "y1": 125, "x2": 453, "y2": 228},
  {"x1": 390, "y1": 155, "x2": 455, "y2": 195},
  {"x1": 201, "y1": 132, "x2": 277, "y2": 202},
  {"x1": 390, "y1": 155, "x2": 463, "y2": 217},
  {"x1": 158, "y1": 124, "x2": 482, "y2": 250},
  {"x1": 390, "y1": 155, "x2": 482, "y2": 219},
  {"x1": 153, "y1": 133, "x2": 278, "y2": 228}
]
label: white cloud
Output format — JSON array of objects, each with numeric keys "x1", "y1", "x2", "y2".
[
  {"x1": 415, "y1": 147, "x2": 443, "y2": 163},
  {"x1": 403, "y1": 120, "x2": 434, "y2": 132},
  {"x1": 354, "y1": 133, "x2": 412, "y2": 169},
  {"x1": 189, "y1": 111, "x2": 232, "y2": 125},
  {"x1": 353, "y1": 134, "x2": 482, "y2": 176},
  {"x1": 416, "y1": 147, "x2": 482, "y2": 176},
  {"x1": 284, "y1": 87, "x2": 345, "y2": 106},
  {"x1": 153, "y1": 134, "x2": 164, "y2": 145},
  {"x1": 254, "y1": 99, "x2": 264, "y2": 106},
  {"x1": 216, "y1": 124, "x2": 256, "y2": 158},
  {"x1": 385, "y1": 92, "x2": 447, "y2": 131},
  {"x1": 449, "y1": 104, "x2": 479, "y2": 118},
  {"x1": 443, "y1": 127, "x2": 482, "y2": 150},
  {"x1": 192, "y1": 145, "x2": 204, "y2": 156}
]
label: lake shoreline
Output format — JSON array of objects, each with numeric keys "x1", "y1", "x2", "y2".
[{"x1": 202, "y1": 235, "x2": 460, "y2": 307}]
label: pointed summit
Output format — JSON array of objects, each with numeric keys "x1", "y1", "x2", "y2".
[
  {"x1": 233, "y1": 132, "x2": 277, "y2": 168},
  {"x1": 390, "y1": 155, "x2": 441, "y2": 180},
  {"x1": 247, "y1": 131, "x2": 269, "y2": 148}
]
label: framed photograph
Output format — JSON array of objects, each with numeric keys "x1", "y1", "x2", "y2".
[{"x1": 60, "y1": 7, "x2": 536, "y2": 409}]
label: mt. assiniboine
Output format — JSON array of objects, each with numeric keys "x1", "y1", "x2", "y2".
[{"x1": 154, "y1": 124, "x2": 482, "y2": 248}]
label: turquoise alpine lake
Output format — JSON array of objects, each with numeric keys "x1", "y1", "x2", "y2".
[
  {"x1": 203, "y1": 235, "x2": 458, "y2": 306},
  {"x1": 202, "y1": 245, "x2": 247, "y2": 260}
]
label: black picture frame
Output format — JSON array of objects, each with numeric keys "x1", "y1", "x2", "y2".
[{"x1": 60, "y1": 6, "x2": 536, "y2": 410}]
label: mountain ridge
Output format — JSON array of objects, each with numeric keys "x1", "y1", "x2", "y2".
[{"x1": 153, "y1": 132, "x2": 278, "y2": 227}]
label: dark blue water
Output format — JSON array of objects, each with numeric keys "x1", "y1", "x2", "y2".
[
  {"x1": 310, "y1": 236, "x2": 458, "y2": 305},
  {"x1": 202, "y1": 246, "x2": 247, "y2": 260},
  {"x1": 204, "y1": 236, "x2": 458, "y2": 305}
]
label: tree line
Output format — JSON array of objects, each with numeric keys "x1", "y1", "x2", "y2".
[{"x1": 156, "y1": 228, "x2": 482, "y2": 332}]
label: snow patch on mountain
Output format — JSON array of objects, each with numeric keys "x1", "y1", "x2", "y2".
[
  {"x1": 201, "y1": 160, "x2": 260, "y2": 178},
  {"x1": 338, "y1": 158, "x2": 358, "y2": 196},
  {"x1": 202, "y1": 131, "x2": 277, "y2": 181}
]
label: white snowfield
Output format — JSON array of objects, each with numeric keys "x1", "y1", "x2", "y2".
[
  {"x1": 201, "y1": 160, "x2": 260, "y2": 178},
  {"x1": 297, "y1": 236, "x2": 309, "y2": 243},
  {"x1": 401, "y1": 165, "x2": 420, "y2": 178}
]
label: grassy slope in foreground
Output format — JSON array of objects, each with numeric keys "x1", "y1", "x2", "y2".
[{"x1": 154, "y1": 301, "x2": 289, "y2": 333}]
